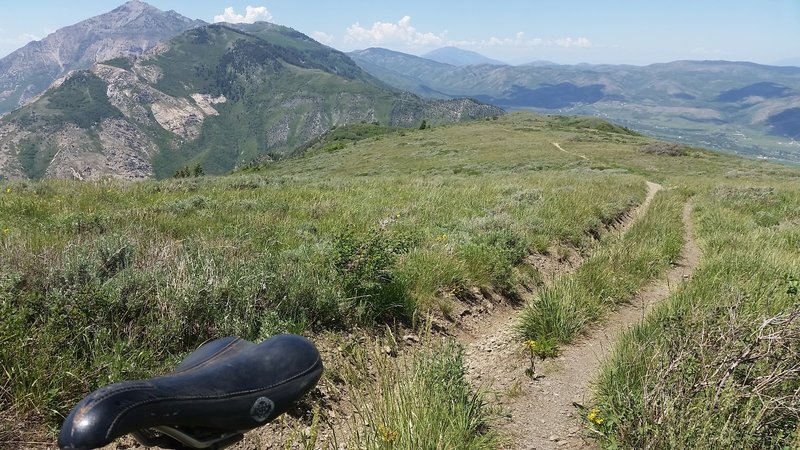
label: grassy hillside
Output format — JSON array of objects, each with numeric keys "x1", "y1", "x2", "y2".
[{"x1": 1, "y1": 112, "x2": 798, "y2": 447}]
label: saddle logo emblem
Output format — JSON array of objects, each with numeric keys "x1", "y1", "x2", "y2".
[{"x1": 250, "y1": 397, "x2": 275, "y2": 423}]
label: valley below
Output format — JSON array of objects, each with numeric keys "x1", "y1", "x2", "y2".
[{"x1": 349, "y1": 48, "x2": 800, "y2": 164}]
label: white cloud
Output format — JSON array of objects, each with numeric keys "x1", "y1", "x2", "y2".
[
  {"x1": 335, "y1": 17, "x2": 590, "y2": 59},
  {"x1": 213, "y1": 6, "x2": 273, "y2": 24},
  {"x1": 344, "y1": 16, "x2": 444, "y2": 48},
  {"x1": 466, "y1": 32, "x2": 591, "y2": 50},
  {"x1": 555, "y1": 37, "x2": 591, "y2": 48}
]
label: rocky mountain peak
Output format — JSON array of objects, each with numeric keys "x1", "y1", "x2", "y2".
[
  {"x1": 110, "y1": 0, "x2": 193, "y2": 24},
  {"x1": 0, "y1": 1, "x2": 205, "y2": 114},
  {"x1": 108, "y1": 0, "x2": 159, "y2": 19}
]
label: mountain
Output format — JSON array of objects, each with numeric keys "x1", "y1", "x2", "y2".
[
  {"x1": 351, "y1": 50, "x2": 800, "y2": 162},
  {"x1": 348, "y1": 48, "x2": 456, "y2": 99},
  {"x1": 521, "y1": 60, "x2": 559, "y2": 67},
  {"x1": 0, "y1": 24, "x2": 502, "y2": 180},
  {"x1": 0, "y1": 0, "x2": 205, "y2": 115},
  {"x1": 714, "y1": 82, "x2": 792, "y2": 102},
  {"x1": 422, "y1": 47, "x2": 507, "y2": 66},
  {"x1": 768, "y1": 107, "x2": 800, "y2": 140}
]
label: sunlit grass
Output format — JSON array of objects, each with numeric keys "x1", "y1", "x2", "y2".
[
  {"x1": 0, "y1": 113, "x2": 645, "y2": 436},
  {"x1": 347, "y1": 341, "x2": 498, "y2": 450},
  {"x1": 516, "y1": 189, "x2": 686, "y2": 343},
  {"x1": 593, "y1": 181, "x2": 800, "y2": 449},
  {"x1": 2, "y1": 112, "x2": 798, "y2": 446}
]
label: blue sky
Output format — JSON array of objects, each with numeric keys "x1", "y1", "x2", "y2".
[{"x1": 1, "y1": 1, "x2": 798, "y2": 65}]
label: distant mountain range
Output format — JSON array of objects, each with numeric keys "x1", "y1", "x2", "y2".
[
  {"x1": 422, "y1": 47, "x2": 507, "y2": 66},
  {"x1": 349, "y1": 49, "x2": 800, "y2": 162},
  {"x1": 0, "y1": 19, "x2": 501, "y2": 180},
  {"x1": 0, "y1": 0, "x2": 205, "y2": 115},
  {"x1": 2, "y1": 0, "x2": 798, "y2": 180}
]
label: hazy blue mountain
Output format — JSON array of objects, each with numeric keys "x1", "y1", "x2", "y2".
[
  {"x1": 422, "y1": 47, "x2": 507, "y2": 66},
  {"x1": 768, "y1": 108, "x2": 800, "y2": 139},
  {"x1": 521, "y1": 60, "x2": 559, "y2": 67},
  {"x1": 348, "y1": 48, "x2": 455, "y2": 99},
  {"x1": 715, "y1": 82, "x2": 793, "y2": 102}
]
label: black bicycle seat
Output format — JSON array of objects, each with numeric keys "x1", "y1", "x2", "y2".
[{"x1": 58, "y1": 334, "x2": 323, "y2": 450}]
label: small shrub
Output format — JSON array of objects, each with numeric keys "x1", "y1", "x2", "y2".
[
  {"x1": 163, "y1": 195, "x2": 210, "y2": 213},
  {"x1": 640, "y1": 142, "x2": 688, "y2": 156},
  {"x1": 395, "y1": 248, "x2": 467, "y2": 307},
  {"x1": 331, "y1": 228, "x2": 415, "y2": 322},
  {"x1": 324, "y1": 142, "x2": 347, "y2": 153},
  {"x1": 524, "y1": 337, "x2": 559, "y2": 378},
  {"x1": 173, "y1": 164, "x2": 204, "y2": 178}
]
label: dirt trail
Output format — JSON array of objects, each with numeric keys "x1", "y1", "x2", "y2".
[
  {"x1": 463, "y1": 186, "x2": 700, "y2": 449},
  {"x1": 551, "y1": 142, "x2": 588, "y2": 161}
]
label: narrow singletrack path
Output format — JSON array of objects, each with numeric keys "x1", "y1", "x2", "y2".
[
  {"x1": 551, "y1": 142, "x2": 588, "y2": 161},
  {"x1": 464, "y1": 185, "x2": 700, "y2": 449}
]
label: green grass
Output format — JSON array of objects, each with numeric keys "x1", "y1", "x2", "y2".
[
  {"x1": 2, "y1": 112, "x2": 799, "y2": 447},
  {"x1": 516, "y1": 189, "x2": 686, "y2": 344},
  {"x1": 592, "y1": 183, "x2": 800, "y2": 448},
  {"x1": 0, "y1": 113, "x2": 647, "y2": 440},
  {"x1": 347, "y1": 341, "x2": 498, "y2": 450}
]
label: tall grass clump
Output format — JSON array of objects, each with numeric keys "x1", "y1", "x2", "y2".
[
  {"x1": 348, "y1": 341, "x2": 498, "y2": 450},
  {"x1": 516, "y1": 189, "x2": 686, "y2": 343},
  {"x1": 593, "y1": 182, "x2": 800, "y2": 449}
]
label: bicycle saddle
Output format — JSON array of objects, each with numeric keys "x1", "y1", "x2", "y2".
[{"x1": 58, "y1": 334, "x2": 323, "y2": 450}]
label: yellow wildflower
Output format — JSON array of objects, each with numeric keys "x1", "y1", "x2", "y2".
[
  {"x1": 587, "y1": 408, "x2": 605, "y2": 425},
  {"x1": 524, "y1": 339, "x2": 538, "y2": 352},
  {"x1": 377, "y1": 423, "x2": 397, "y2": 444},
  {"x1": 2, "y1": 228, "x2": 9, "y2": 236},
  {"x1": 4, "y1": 187, "x2": 10, "y2": 194}
]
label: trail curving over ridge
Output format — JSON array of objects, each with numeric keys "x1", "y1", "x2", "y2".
[
  {"x1": 463, "y1": 184, "x2": 701, "y2": 449},
  {"x1": 551, "y1": 142, "x2": 588, "y2": 161}
]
